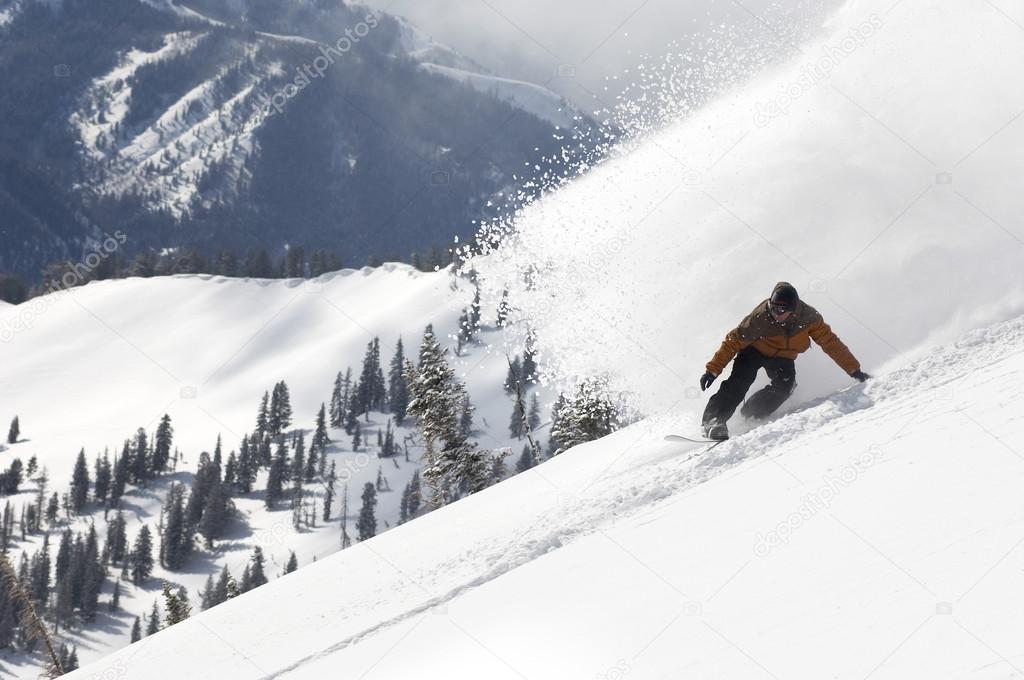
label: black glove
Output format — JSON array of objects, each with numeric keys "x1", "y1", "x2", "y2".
[
  {"x1": 851, "y1": 369, "x2": 871, "y2": 382},
  {"x1": 700, "y1": 372, "x2": 717, "y2": 391}
]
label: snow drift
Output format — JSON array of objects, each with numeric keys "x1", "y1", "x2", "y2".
[{"x1": 472, "y1": 0, "x2": 1024, "y2": 417}]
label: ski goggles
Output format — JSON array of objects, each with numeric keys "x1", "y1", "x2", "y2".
[{"x1": 770, "y1": 303, "x2": 793, "y2": 316}]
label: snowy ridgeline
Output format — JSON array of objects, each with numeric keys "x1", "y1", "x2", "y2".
[
  {"x1": 0, "y1": 265, "x2": 563, "y2": 677},
  {"x1": 67, "y1": 293, "x2": 1024, "y2": 679}
]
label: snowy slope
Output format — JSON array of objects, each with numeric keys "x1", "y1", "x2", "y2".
[
  {"x1": 471, "y1": 0, "x2": 1024, "y2": 416},
  {"x1": 68, "y1": 306, "x2": 1024, "y2": 679},
  {"x1": 60, "y1": 0, "x2": 1024, "y2": 677},
  {"x1": 0, "y1": 265, "x2": 548, "y2": 676}
]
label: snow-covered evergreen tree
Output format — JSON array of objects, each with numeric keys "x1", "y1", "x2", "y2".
[
  {"x1": 405, "y1": 325, "x2": 493, "y2": 505},
  {"x1": 549, "y1": 378, "x2": 619, "y2": 454}
]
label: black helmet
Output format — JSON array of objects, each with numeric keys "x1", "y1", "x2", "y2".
[{"x1": 769, "y1": 282, "x2": 799, "y2": 313}]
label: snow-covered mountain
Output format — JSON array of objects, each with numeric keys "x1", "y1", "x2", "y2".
[
  {"x1": 52, "y1": 0, "x2": 1024, "y2": 677},
  {"x1": 0, "y1": 0, "x2": 592, "y2": 281},
  {"x1": 0, "y1": 264, "x2": 551, "y2": 676}
]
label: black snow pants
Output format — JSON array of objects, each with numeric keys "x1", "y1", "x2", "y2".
[{"x1": 702, "y1": 346, "x2": 796, "y2": 425}]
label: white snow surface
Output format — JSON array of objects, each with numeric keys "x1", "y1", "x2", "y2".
[
  {"x1": 0, "y1": 265, "x2": 547, "y2": 677},
  {"x1": 69, "y1": 304, "x2": 1024, "y2": 679},
  {"x1": 472, "y1": 0, "x2": 1024, "y2": 416}
]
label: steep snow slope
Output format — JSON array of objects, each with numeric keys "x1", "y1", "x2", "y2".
[
  {"x1": 472, "y1": 0, "x2": 1024, "y2": 415},
  {"x1": 0, "y1": 266, "x2": 547, "y2": 677},
  {"x1": 69, "y1": 307, "x2": 1024, "y2": 679}
]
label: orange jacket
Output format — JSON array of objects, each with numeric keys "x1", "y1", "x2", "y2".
[{"x1": 706, "y1": 297, "x2": 861, "y2": 376}]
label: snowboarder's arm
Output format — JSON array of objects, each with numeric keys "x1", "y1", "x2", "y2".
[
  {"x1": 808, "y1": 318, "x2": 860, "y2": 375},
  {"x1": 706, "y1": 329, "x2": 748, "y2": 376}
]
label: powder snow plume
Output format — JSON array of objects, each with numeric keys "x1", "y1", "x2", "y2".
[{"x1": 466, "y1": 0, "x2": 1024, "y2": 418}]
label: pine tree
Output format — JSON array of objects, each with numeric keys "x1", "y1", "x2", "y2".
[
  {"x1": 406, "y1": 470, "x2": 421, "y2": 519},
  {"x1": 549, "y1": 378, "x2": 619, "y2": 454},
  {"x1": 344, "y1": 387, "x2": 360, "y2": 434},
  {"x1": 153, "y1": 414, "x2": 173, "y2": 475},
  {"x1": 198, "y1": 481, "x2": 230, "y2": 548},
  {"x1": 356, "y1": 339, "x2": 385, "y2": 417},
  {"x1": 110, "y1": 443, "x2": 130, "y2": 505},
  {"x1": 290, "y1": 432, "x2": 306, "y2": 483},
  {"x1": 224, "y1": 451, "x2": 238, "y2": 489},
  {"x1": 69, "y1": 449, "x2": 90, "y2": 514},
  {"x1": 132, "y1": 428, "x2": 149, "y2": 486},
  {"x1": 26, "y1": 454, "x2": 37, "y2": 478},
  {"x1": 239, "y1": 564, "x2": 252, "y2": 593},
  {"x1": 330, "y1": 371, "x2": 344, "y2": 428},
  {"x1": 265, "y1": 442, "x2": 287, "y2": 509},
  {"x1": 131, "y1": 525, "x2": 154, "y2": 584},
  {"x1": 405, "y1": 325, "x2": 491, "y2": 505},
  {"x1": 351, "y1": 423, "x2": 361, "y2": 452},
  {"x1": 94, "y1": 451, "x2": 112, "y2": 505},
  {"x1": 107, "y1": 510, "x2": 128, "y2": 564},
  {"x1": 160, "y1": 484, "x2": 190, "y2": 570},
  {"x1": 309, "y1": 403, "x2": 330, "y2": 480},
  {"x1": 162, "y1": 582, "x2": 191, "y2": 626},
  {"x1": 357, "y1": 483, "x2": 377, "y2": 541},
  {"x1": 200, "y1": 574, "x2": 215, "y2": 610},
  {"x1": 210, "y1": 566, "x2": 232, "y2": 607},
  {"x1": 388, "y1": 338, "x2": 409, "y2": 425},
  {"x1": 146, "y1": 600, "x2": 160, "y2": 635},
  {"x1": 248, "y1": 547, "x2": 268, "y2": 589},
  {"x1": 6, "y1": 416, "x2": 18, "y2": 445},
  {"x1": 269, "y1": 381, "x2": 293, "y2": 435},
  {"x1": 130, "y1": 616, "x2": 142, "y2": 643},
  {"x1": 46, "y1": 492, "x2": 59, "y2": 526},
  {"x1": 284, "y1": 551, "x2": 298, "y2": 574},
  {"x1": 256, "y1": 391, "x2": 270, "y2": 436}
]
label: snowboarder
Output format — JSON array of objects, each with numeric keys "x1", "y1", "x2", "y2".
[{"x1": 699, "y1": 282, "x2": 870, "y2": 440}]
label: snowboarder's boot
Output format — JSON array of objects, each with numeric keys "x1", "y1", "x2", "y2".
[{"x1": 702, "y1": 418, "x2": 729, "y2": 441}]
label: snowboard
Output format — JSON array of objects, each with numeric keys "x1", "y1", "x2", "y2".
[{"x1": 663, "y1": 434, "x2": 726, "y2": 444}]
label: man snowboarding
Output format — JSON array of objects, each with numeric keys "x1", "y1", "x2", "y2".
[{"x1": 699, "y1": 282, "x2": 870, "y2": 441}]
